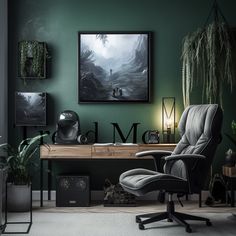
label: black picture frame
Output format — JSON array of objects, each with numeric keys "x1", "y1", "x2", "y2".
[
  {"x1": 148, "y1": 130, "x2": 160, "y2": 144},
  {"x1": 78, "y1": 31, "x2": 152, "y2": 103},
  {"x1": 15, "y1": 92, "x2": 47, "y2": 126}
]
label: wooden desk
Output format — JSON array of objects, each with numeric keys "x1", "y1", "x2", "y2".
[
  {"x1": 40, "y1": 143, "x2": 176, "y2": 206},
  {"x1": 40, "y1": 143, "x2": 176, "y2": 159}
]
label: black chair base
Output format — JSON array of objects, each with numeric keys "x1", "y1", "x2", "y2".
[{"x1": 136, "y1": 201, "x2": 212, "y2": 233}]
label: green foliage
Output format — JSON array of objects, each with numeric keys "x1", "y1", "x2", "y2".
[
  {"x1": 182, "y1": 22, "x2": 235, "y2": 108},
  {"x1": 225, "y1": 120, "x2": 236, "y2": 148},
  {"x1": 19, "y1": 40, "x2": 47, "y2": 78},
  {"x1": 0, "y1": 133, "x2": 49, "y2": 185},
  {"x1": 232, "y1": 120, "x2": 236, "y2": 135}
]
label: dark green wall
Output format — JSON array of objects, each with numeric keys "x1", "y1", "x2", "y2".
[{"x1": 8, "y1": 0, "x2": 236, "y2": 190}]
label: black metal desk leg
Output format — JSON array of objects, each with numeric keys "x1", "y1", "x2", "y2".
[
  {"x1": 230, "y1": 179, "x2": 235, "y2": 207},
  {"x1": 40, "y1": 159, "x2": 43, "y2": 207},
  {"x1": 48, "y1": 160, "x2": 52, "y2": 200},
  {"x1": 199, "y1": 191, "x2": 202, "y2": 208}
]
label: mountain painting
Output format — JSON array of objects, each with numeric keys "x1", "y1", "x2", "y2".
[{"x1": 78, "y1": 32, "x2": 151, "y2": 103}]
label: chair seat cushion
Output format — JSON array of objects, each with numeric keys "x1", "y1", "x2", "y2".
[{"x1": 119, "y1": 168, "x2": 188, "y2": 196}]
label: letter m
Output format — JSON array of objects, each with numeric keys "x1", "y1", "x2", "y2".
[{"x1": 111, "y1": 123, "x2": 140, "y2": 143}]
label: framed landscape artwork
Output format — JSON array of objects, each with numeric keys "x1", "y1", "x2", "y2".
[
  {"x1": 15, "y1": 92, "x2": 47, "y2": 126},
  {"x1": 78, "y1": 31, "x2": 151, "y2": 103}
]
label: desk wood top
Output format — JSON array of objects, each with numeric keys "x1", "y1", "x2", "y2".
[{"x1": 40, "y1": 143, "x2": 176, "y2": 160}]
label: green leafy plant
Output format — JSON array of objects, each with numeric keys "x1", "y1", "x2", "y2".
[
  {"x1": 225, "y1": 120, "x2": 236, "y2": 147},
  {"x1": 19, "y1": 40, "x2": 47, "y2": 78},
  {"x1": 0, "y1": 133, "x2": 49, "y2": 185},
  {"x1": 182, "y1": 1, "x2": 235, "y2": 108},
  {"x1": 232, "y1": 120, "x2": 236, "y2": 135}
]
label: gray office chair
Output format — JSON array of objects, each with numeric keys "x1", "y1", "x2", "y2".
[{"x1": 119, "y1": 104, "x2": 223, "y2": 233}]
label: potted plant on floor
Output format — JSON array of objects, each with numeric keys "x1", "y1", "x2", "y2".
[{"x1": 0, "y1": 132, "x2": 49, "y2": 212}]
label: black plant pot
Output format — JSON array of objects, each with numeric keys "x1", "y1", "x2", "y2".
[{"x1": 7, "y1": 183, "x2": 31, "y2": 212}]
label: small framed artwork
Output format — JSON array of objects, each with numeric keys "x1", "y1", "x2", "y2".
[
  {"x1": 78, "y1": 31, "x2": 152, "y2": 103},
  {"x1": 15, "y1": 92, "x2": 47, "y2": 126},
  {"x1": 148, "y1": 130, "x2": 160, "y2": 144}
]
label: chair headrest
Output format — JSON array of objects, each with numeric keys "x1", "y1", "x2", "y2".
[{"x1": 178, "y1": 104, "x2": 223, "y2": 146}]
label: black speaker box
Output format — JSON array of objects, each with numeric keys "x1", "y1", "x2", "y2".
[{"x1": 56, "y1": 175, "x2": 90, "y2": 207}]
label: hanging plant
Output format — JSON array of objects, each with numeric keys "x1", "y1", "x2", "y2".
[
  {"x1": 18, "y1": 40, "x2": 47, "y2": 78},
  {"x1": 181, "y1": 0, "x2": 236, "y2": 108}
]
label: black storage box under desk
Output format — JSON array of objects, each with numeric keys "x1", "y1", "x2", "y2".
[{"x1": 56, "y1": 175, "x2": 90, "y2": 207}]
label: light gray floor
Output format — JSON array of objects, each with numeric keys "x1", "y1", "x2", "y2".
[{"x1": 3, "y1": 211, "x2": 236, "y2": 236}]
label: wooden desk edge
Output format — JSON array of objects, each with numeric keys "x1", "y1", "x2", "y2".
[{"x1": 40, "y1": 143, "x2": 176, "y2": 160}]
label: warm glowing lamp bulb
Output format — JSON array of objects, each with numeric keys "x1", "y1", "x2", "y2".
[{"x1": 165, "y1": 118, "x2": 172, "y2": 129}]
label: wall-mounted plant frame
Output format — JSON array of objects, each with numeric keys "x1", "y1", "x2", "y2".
[
  {"x1": 18, "y1": 40, "x2": 47, "y2": 79},
  {"x1": 78, "y1": 31, "x2": 152, "y2": 103}
]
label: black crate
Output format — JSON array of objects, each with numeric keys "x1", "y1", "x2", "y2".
[{"x1": 56, "y1": 175, "x2": 90, "y2": 207}]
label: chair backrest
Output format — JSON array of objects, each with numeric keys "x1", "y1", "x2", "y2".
[{"x1": 165, "y1": 104, "x2": 223, "y2": 193}]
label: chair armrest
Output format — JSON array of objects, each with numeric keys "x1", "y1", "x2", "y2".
[
  {"x1": 164, "y1": 154, "x2": 205, "y2": 162},
  {"x1": 136, "y1": 150, "x2": 173, "y2": 172},
  {"x1": 136, "y1": 150, "x2": 173, "y2": 158}
]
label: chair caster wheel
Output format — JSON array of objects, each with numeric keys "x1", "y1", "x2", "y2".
[
  {"x1": 136, "y1": 216, "x2": 141, "y2": 223},
  {"x1": 206, "y1": 220, "x2": 212, "y2": 226},
  {"x1": 186, "y1": 227, "x2": 192, "y2": 233},
  {"x1": 139, "y1": 223, "x2": 145, "y2": 230},
  {"x1": 167, "y1": 218, "x2": 173, "y2": 222}
]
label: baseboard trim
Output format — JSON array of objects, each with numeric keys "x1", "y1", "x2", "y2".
[
  {"x1": 32, "y1": 190, "x2": 212, "y2": 201},
  {"x1": 32, "y1": 191, "x2": 105, "y2": 201}
]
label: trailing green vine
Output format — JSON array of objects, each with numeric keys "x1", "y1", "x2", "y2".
[
  {"x1": 181, "y1": 1, "x2": 236, "y2": 108},
  {"x1": 19, "y1": 40, "x2": 46, "y2": 78}
]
